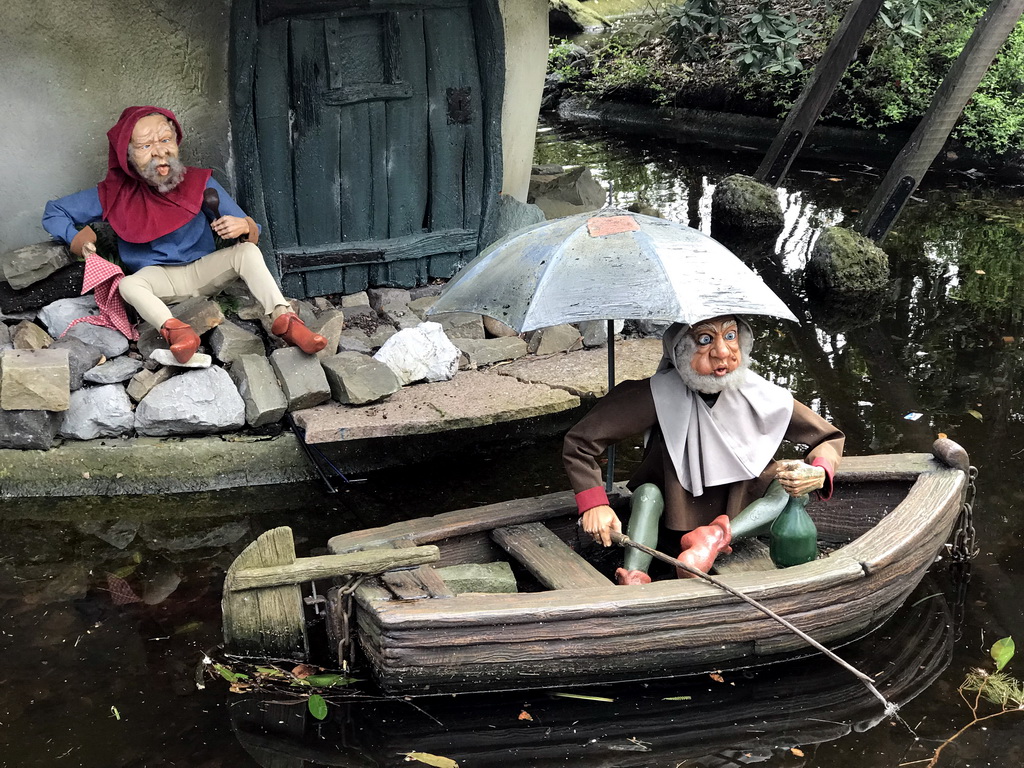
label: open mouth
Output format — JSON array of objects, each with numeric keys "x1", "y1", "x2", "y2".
[{"x1": 155, "y1": 163, "x2": 171, "y2": 176}]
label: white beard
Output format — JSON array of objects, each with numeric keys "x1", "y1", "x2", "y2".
[
  {"x1": 676, "y1": 360, "x2": 750, "y2": 394},
  {"x1": 134, "y1": 156, "x2": 187, "y2": 193}
]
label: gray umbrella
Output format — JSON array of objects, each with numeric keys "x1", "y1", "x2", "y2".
[
  {"x1": 429, "y1": 208, "x2": 797, "y2": 330},
  {"x1": 428, "y1": 208, "x2": 797, "y2": 489}
]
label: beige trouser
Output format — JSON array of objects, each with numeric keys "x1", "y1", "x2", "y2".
[{"x1": 118, "y1": 242, "x2": 289, "y2": 328}]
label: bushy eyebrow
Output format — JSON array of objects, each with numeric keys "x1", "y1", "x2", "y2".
[{"x1": 691, "y1": 320, "x2": 737, "y2": 335}]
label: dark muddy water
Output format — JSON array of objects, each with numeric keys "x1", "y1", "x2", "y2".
[{"x1": 2, "y1": 120, "x2": 1023, "y2": 767}]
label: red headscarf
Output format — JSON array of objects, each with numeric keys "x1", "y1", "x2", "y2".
[{"x1": 97, "y1": 106, "x2": 213, "y2": 244}]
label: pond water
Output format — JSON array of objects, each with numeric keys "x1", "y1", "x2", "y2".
[{"x1": 3, "y1": 119, "x2": 1024, "y2": 767}]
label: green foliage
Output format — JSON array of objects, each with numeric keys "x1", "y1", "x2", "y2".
[
  {"x1": 548, "y1": 0, "x2": 1024, "y2": 155},
  {"x1": 726, "y1": 1, "x2": 819, "y2": 75},
  {"x1": 663, "y1": 0, "x2": 732, "y2": 60},
  {"x1": 827, "y1": 4, "x2": 1024, "y2": 153},
  {"x1": 548, "y1": 34, "x2": 685, "y2": 106}
]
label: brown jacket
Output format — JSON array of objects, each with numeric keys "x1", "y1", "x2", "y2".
[{"x1": 563, "y1": 378, "x2": 845, "y2": 530}]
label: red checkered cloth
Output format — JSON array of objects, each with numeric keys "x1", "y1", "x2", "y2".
[{"x1": 64, "y1": 253, "x2": 139, "y2": 341}]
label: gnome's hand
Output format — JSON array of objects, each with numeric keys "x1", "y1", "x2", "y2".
[{"x1": 776, "y1": 460, "x2": 825, "y2": 497}]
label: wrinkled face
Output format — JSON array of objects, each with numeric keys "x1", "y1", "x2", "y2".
[
  {"x1": 129, "y1": 114, "x2": 179, "y2": 183},
  {"x1": 689, "y1": 316, "x2": 742, "y2": 377}
]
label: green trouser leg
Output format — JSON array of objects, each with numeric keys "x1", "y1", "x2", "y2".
[
  {"x1": 623, "y1": 483, "x2": 664, "y2": 573},
  {"x1": 729, "y1": 479, "x2": 790, "y2": 540}
]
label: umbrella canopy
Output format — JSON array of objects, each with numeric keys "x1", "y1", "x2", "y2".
[{"x1": 429, "y1": 208, "x2": 797, "y2": 331}]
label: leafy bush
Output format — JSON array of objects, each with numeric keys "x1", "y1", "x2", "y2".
[{"x1": 547, "y1": 0, "x2": 1024, "y2": 155}]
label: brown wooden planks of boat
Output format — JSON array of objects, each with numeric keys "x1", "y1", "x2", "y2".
[{"x1": 316, "y1": 439, "x2": 972, "y2": 694}]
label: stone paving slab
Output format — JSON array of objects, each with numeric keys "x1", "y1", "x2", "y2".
[
  {"x1": 496, "y1": 338, "x2": 663, "y2": 398},
  {"x1": 293, "y1": 369, "x2": 581, "y2": 443},
  {"x1": 0, "y1": 435, "x2": 312, "y2": 498}
]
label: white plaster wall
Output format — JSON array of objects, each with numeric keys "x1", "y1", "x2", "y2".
[
  {"x1": 0, "y1": 0, "x2": 233, "y2": 252},
  {"x1": 499, "y1": 0, "x2": 548, "y2": 202}
]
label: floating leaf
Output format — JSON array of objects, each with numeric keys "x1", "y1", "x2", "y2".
[
  {"x1": 106, "y1": 573, "x2": 142, "y2": 605},
  {"x1": 304, "y1": 673, "x2": 358, "y2": 687},
  {"x1": 661, "y1": 695, "x2": 692, "y2": 701},
  {"x1": 256, "y1": 666, "x2": 289, "y2": 679},
  {"x1": 110, "y1": 706, "x2": 120, "y2": 721},
  {"x1": 1003, "y1": 336, "x2": 1015, "y2": 343},
  {"x1": 709, "y1": 673, "x2": 725, "y2": 683},
  {"x1": 967, "y1": 409, "x2": 984, "y2": 422},
  {"x1": 991, "y1": 637, "x2": 1015, "y2": 671},
  {"x1": 552, "y1": 692, "x2": 615, "y2": 702},
  {"x1": 937, "y1": 432, "x2": 948, "y2": 440},
  {"x1": 791, "y1": 747, "x2": 805, "y2": 757},
  {"x1": 308, "y1": 693, "x2": 328, "y2": 721},
  {"x1": 213, "y1": 664, "x2": 249, "y2": 684},
  {"x1": 518, "y1": 710, "x2": 533, "y2": 721},
  {"x1": 402, "y1": 752, "x2": 459, "y2": 768},
  {"x1": 975, "y1": 269, "x2": 986, "y2": 275}
]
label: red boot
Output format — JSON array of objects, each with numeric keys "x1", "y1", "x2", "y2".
[
  {"x1": 160, "y1": 318, "x2": 200, "y2": 364},
  {"x1": 271, "y1": 312, "x2": 328, "y2": 354},
  {"x1": 676, "y1": 515, "x2": 733, "y2": 578},
  {"x1": 615, "y1": 568, "x2": 652, "y2": 585}
]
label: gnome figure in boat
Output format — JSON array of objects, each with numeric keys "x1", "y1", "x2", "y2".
[{"x1": 563, "y1": 315, "x2": 844, "y2": 584}]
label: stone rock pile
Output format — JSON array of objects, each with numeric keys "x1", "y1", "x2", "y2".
[{"x1": 0, "y1": 243, "x2": 611, "y2": 451}]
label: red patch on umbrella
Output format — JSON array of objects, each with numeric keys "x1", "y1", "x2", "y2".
[{"x1": 587, "y1": 215, "x2": 640, "y2": 237}]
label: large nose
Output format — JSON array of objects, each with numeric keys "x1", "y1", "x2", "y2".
[{"x1": 710, "y1": 335, "x2": 729, "y2": 358}]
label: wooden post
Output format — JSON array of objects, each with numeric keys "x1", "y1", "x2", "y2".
[
  {"x1": 856, "y1": 0, "x2": 1024, "y2": 243},
  {"x1": 756, "y1": 0, "x2": 886, "y2": 186},
  {"x1": 222, "y1": 526, "x2": 440, "y2": 659}
]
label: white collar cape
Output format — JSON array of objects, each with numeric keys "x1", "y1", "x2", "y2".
[{"x1": 649, "y1": 324, "x2": 793, "y2": 497}]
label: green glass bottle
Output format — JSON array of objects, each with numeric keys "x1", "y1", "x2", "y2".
[{"x1": 769, "y1": 493, "x2": 818, "y2": 567}]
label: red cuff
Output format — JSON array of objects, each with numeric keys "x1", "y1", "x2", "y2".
[
  {"x1": 575, "y1": 486, "x2": 609, "y2": 514},
  {"x1": 811, "y1": 457, "x2": 835, "y2": 501}
]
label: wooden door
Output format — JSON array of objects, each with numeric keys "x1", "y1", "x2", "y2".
[{"x1": 231, "y1": 0, "x2": 503, "y2": 297}]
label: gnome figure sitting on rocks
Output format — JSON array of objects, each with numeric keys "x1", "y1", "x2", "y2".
[
  {"x1": 563, "y1": 315, "x2": 844, "y2": 584},
  {"x1": 42, "y1": 106, "x2": 326, "y2": 363}
]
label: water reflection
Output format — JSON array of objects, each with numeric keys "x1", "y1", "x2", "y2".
[{"x1": 227, "y1": 577, "x2": 955, "y2": 767}]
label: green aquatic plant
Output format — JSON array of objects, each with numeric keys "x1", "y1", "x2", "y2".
[
  {"x1": 205, "y1": 658, "x2": 361, "y2": 721},
  {"x1": 927, "y1": 637, "x2": 1023, "y2": 767}
]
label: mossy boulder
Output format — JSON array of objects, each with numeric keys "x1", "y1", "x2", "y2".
[
  {"x1": 549, "y1": 0, "x2": 609, "y2": 35},
  {"x1": 806, "y1": 226, "x2": 890, "y2": 297},
  {"x1": 710, "y1": 174, "x2": 784, "y2": 242}
]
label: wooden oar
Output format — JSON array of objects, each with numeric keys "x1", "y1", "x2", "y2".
[{"x1": 609, "y1": 529, "x2": 897, "y2": 714}]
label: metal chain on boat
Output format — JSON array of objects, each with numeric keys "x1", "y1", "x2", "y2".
[
  {"x1": 949, "y1": 465, "x2": 979, "y2": 563},
  {"x1": 334, "y1": 576, "x2": 365, "y2": 669}
]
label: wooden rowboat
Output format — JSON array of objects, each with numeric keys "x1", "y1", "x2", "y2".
[{"x1": 322, "y1": 439, "x2": 970, "y2": 695}]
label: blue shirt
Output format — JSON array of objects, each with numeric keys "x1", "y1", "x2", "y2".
[{"x1": 42, "y1": 178, "x2": 259, "y2": 274}]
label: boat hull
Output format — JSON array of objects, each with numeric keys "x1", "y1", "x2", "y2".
[{"x1": 328, "y1": 448, "x2": 967, "y2": 694}]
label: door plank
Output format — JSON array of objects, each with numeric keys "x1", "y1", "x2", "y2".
[
  {"x1": 423, "y1": 7, "x2": 466, "y2": 233},
  {"x1": 387, "y1": 10, "x2": 429, "y2": 239},
  {"x1": 255, "y1": 19, "x2": 298, "y2": 249},
  {"x1": 292, "y1": 18, "x2": 342, "y2": 246}
]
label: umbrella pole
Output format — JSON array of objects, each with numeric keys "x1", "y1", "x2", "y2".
[{"x1": 605, "y1": 319, "x2": 616, "y2": 493}]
